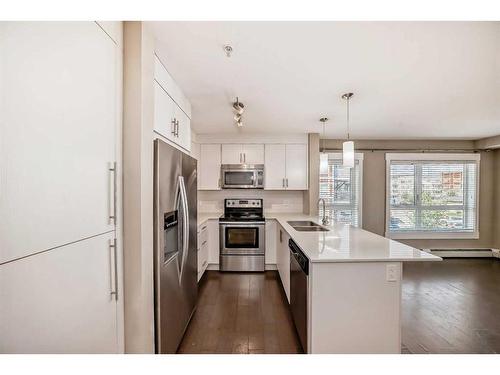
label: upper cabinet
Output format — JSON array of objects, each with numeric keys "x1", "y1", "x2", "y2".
[
  {"x1": 198, "y1": 144, "x2": 222, "y2": 190},
  {"x1": 221, "y1": 144, "x2": 264, "y2": 165},
  {"x1": 153, "y1": 54, "x2": 191, "y2": 152},
  {"x1": 265, "y1": 144, "x2": 308, "y2": 190}
]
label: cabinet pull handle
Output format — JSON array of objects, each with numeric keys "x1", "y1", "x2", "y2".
[
  {"x1": 201, "y1": 225, "x2": 207, "y2": 231},
  {"x1": 202, "y1": 240, "x2": 207, "y2": 246},
  {"x1": 176, "y1": 119, "x2": 180, "y2": 137},
  {"x1": 239, "y1": 153, "x2": 242, "y2": 163},
  {"x1": 279, "y1": 229, "x2": 283, "y2": 243},
  {"x1": 108, "y1": 162, "x2": 117, "y2": 224},
  {"x1": 109, "y1": 238, "x2": 118, "y2": 300},
  {"x1": 282, "y1": 178, "x2": 285, "y2": 188},
  {"x1": 171, "y1": 118, "x2": 176, "y2": 135},
  {"x1": 244, "y1": 153, "x2": 246, "y2": 163},
  {"x1": 286, "y1": 178, "x2": 288, "y2": 188},
  {"x1": 202, "y1": 260, "x2": 207, "y2": 267}
]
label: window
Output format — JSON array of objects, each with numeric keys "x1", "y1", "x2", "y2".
[
  {"x1": 386, "y1": 153, "x2": 480, "y2": 239},
  {"x1": 319, "y1": 153, "x2": 363, "y2": 227}
]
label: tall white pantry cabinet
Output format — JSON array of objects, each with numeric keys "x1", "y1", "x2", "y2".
[{"x1": 0, "y1": 22, "x2": 124, "y2": 353}]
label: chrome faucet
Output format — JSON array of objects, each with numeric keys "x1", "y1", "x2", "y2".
[{"x1": 318, "y1": 198, "x2": 329, "y2": 226}]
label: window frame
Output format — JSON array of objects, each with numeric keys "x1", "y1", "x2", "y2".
[
  {"x1": 385, "y1": 153, "x2": 480, "y2": 239},
  {"x1": 319, "y1": 152, "x2": 363, "y2": 227}
]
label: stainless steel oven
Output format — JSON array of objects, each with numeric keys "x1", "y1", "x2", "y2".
[
  {"x1": 221, "y1": 164, "x2": 264, "y2": 189},
  {"x1": 219, "y1": 199, "x2": 265, "y2": 272}
]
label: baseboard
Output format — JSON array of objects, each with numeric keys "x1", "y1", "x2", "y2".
[
  {"x1": 424, "y1": 248, "x2": 494, "y2": 258},
  {"x1": 492, "y1": 249, "x2": 500, "y2": 259}
]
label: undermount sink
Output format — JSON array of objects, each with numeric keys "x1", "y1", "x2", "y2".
[
  {"x1": 293, "y1": 226, "x2": 329, "y2": 232},
  {"x1": 287, "y1": 221, "x2": 319, "y2": 227},
  {"x1": 287, "y1": 220, "x2": 329, "y2": 232}
]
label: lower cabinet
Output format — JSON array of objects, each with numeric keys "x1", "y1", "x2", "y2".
[
  {"x1": 197, "y1": 223, "x2": 209, "y2": 281},
  {"x1": 207, "y1": 220, "x2": 220, "y2": 265},
  {"x1": 265, "y1": 220, "x2": 277, "y2": 265},
  {"x1": 276, "y1": 223, "x2": 291, "y2": 303},
  {"x1": 0, "y1": 231, "x2": 120, "y2": 353}
]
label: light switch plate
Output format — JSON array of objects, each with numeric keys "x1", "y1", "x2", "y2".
[{"x1": 386, "y1": 264, "x2": 399, "y2": 282}]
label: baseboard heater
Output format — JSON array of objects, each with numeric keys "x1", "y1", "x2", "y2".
[{"x1": 423, "y1": 248, "x2": 499, "y2": 258}]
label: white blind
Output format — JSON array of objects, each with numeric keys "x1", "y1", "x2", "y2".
[
  {"x1": 319, "y1": 155, "x2": 361, "y2": 227},
  {"x1": 388, "y1": 159, "x2": 478, "y2": 235}
]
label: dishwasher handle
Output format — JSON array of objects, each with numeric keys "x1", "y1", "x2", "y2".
[{"x1": 289, "y1": 239, "x2": 309, "y2": 275}]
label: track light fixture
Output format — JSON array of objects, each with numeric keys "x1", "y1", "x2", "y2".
[{"x1": 232, "y1": 97, "x2": 245, "y2": 127}]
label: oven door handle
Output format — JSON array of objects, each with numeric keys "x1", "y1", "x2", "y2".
[{"x1": 219, "y1": 222, "x2": 266, "y2": 226}]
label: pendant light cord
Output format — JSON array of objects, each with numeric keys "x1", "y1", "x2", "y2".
[{"x1": 346, "y1": 97, "x2": 350, "y2": 141}]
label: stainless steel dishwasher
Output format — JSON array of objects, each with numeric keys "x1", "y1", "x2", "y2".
[{"x1": 289, "y1": 239, "x2": 309, "y2": 352}]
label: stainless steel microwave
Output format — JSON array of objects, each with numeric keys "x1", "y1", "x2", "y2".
[{"x1": 220, "y1": 164, "x2": 264, "y2": 189}]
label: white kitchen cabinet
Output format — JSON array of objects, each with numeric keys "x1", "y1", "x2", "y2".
[
  {"x1": 153, "y1": 54, "x2": 191, "y2": 152},
  {"x1": 0, "y1": 22, "x2": 119, "y2": 264},
  {"x1": 154, "y1": 81, "x2": 176, "y2": 143},
  {"x1": 198, "y1": 144, "x2": 222, "y2": 190},
  {"x1": 264, "y1": 144, "x2": 308, "y2": 190},
  {"x1": 242, "y1": 144, "x2": 265, "y2": 164},
  {"x1": 264, "y1": 144, "x2": 287, "y2": 189},
  {"x1": 285, "y1": 144, "x2": 308, "y2": 189},
  {"x1": 0, "y1": 231, "x2": 119, "y2": 353},
  {"x1": 95, "y1": 21, "x2": 123, "y2": 47},
  {"x1": 265, "y1": 220, "x2": 277, "y2": 265},
  {"x1": 197, "y1": 223, "x2": 209, "y2": 281},
  {"x1": 175, "y1": 105, "x2": 191, "y2": 152},
  {"x1": 276, "y1": 223, "x2": 290, "y2": 302},
  {"x1": 207, "y1": 219, "x2": 220, "y2": 265},
  {"x1": 221, "y1": 144, "x2": 264, "y2": 165},
  {"x1": 154, "y1": 54, "x2": 191, "y2": 119},
  {"x1": 221, "y1": 144, "x2": 243, "y2": 164}
]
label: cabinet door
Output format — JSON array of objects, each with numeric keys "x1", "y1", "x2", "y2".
[
  {"x1": 0, "y1": 232, "x2": 119, "y2": 353},
  {"x1": 207, "y1": 220, "x2": 220, "y2": 264},
  {"x1": 265, "y1": 220, "x2": 277, "y2": 265},
  {"x1": 242, "y1": 144, "x2": 264, "y2": 164},
  {"x1": 277, "y1": 225, "x2": 285, "y2": 284},
  {"x1": 154, "y1": 81, "x2": 176, "y2": 142},
  {"x1": 264, "y1": 144, "x2": 287, "y2": 189},
  {"x1": 0, "y1": 22, "x2": 117, "y2": 264},
  {"x1": 285, "y1": 144, "x2": 308, "y2": 190},
  {"x1": 198, "y1": 144, "x2": 221, "y2": 190},
  {"x1": 280, "y1": 229, "x2": 291, "y2": 303},
  {"x1": 221, "y1": 144, "x2": 243, "y2": 164},
  {"x1": 174, "y1": 105, "x2": 191, "y2": 152}
]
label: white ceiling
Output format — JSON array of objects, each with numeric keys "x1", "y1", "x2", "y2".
[{"x1": 148, "y1": 21, "x2": 500, "y2": 139}]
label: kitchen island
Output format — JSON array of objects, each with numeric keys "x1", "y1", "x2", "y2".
[
  {"x1": 196, "y1": 212, "x2": 441, "y2": 353},
  {"x1": 268, "y1": 214, "x2": 441, "y2": 354}
]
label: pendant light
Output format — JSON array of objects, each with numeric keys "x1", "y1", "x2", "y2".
[
  {"x1": 342, "y1": 93, "x2": 354, "y2": 168},
  {"x1": 319, "y1": 117, "x2": 329, "y2": 174}
]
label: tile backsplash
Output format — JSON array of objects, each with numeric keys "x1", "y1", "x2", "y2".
[{"x1": 198, "y1": 190, "x2": 304, "y2": 214}]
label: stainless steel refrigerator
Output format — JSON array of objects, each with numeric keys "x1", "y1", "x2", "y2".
[{"x1": 153, "y1": 139, "x2": 197, "y2": 354}]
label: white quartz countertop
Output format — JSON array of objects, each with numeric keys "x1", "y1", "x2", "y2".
[
  {"x1": 196, "y1": 211, "x2": 441, "y2": 263},
  {"x1": 268, "y1": 213, "x2": 442, "y2": 263},
  {"x1": 198, "y1": 212, "x2": 221, "y2": 226}
]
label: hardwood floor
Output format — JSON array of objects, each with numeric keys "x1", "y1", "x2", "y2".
[
  {"x1": 178, "y1": 271, "x2": 303, "y2": 354},
  {"x1": 402, "y1": 258, "x2": 500, "y2": 354},
  {"x1": 179, "y1": 259, "x2": 500, "y2": 354}
]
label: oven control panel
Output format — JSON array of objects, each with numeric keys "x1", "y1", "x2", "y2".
[{"x1": 225, "y1": 199, "x2": 262, "y2": 208}]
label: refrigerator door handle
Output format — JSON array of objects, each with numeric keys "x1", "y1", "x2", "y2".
[{"x1": 178, "y1": 175, "x2": 189, "y2": 282}]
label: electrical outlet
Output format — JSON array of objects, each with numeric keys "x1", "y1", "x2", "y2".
[{"x1": 386, "y1": 264, "x2": 399, "y2": 282}]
